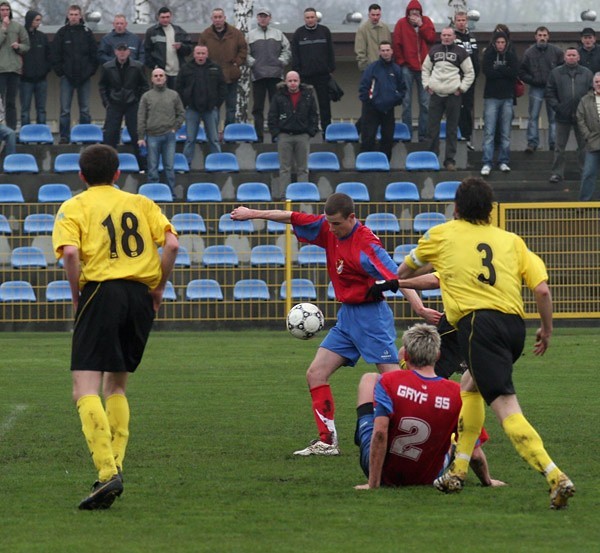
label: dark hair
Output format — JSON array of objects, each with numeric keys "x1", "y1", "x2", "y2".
[
  {"x1": 157, "y1": 6, "x2": 171, "y2": 16},
  {"x1": 455, "y1": 177, "x2": 494, "y2": 224},
  {"x1": 324, "y1": 193, "x2": 355, "y2": 218},
  {"x1": 535, "y1": 26, "x2": 549, "y2": 34},
  {"x1": 379, "y1": 40, "x2": 392, "y2": 47},
  {"x1": 304, "y1": 7, "x2": 317, "y2": 14},
  {"x1": 0, "y1": 2, "x2": 13, "y2": 19},
  {"x1": 79, "y1": 145, "x2": 119, "y2": 185},
  {"x1": 493, "y1": 23, "x2": 510, "y2": 37},
  {"x1": 368, "y1": 4, "x2": 382, "y2": 11}
]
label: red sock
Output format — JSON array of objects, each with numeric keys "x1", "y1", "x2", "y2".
[{"x1": 310, "y1": 384, "x2": 337, "y2": 444}]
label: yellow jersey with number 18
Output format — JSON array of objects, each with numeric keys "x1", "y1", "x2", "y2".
[
  {"x1": 405, "y1": 219, "x2": 548, "y2": 326},
  {"x1": 52, "y1": 185, "x2": 176, "y2": 290}
]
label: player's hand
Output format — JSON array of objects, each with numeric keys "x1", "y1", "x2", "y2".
[
  {"x1": 419, "y1": 307, "x2": 442, "y2": 325},
  {"x1": 533, "y1": 327, "x2": 550, "y2": 356},
  {"x1": 230, "y1": 206, "x2": 253, "y2": 221},
  {"x1": 354, "y1": 483, "x2": 372, "y2": 490},
  {"x1": 149, "y1": 287, "x2": 164, "y2": 312},
  {"x1": 366, "y1": 279, "x2": 399, "y2": 300},
  {"x1": 488, "y1": 478, "x2": 508, "y2": 487}
]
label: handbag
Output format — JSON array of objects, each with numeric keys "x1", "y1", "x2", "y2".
[{"x1": 514, "y1": 78, "x2": 525, "y2": 98}]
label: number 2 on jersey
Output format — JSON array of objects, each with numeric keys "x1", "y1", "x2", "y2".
[
  {"x1": 389, "y1": 416, "x2": 431, "y2": 461},
  {"x1": 102, "y1": 212, "x2": 145, "y2": 258}
]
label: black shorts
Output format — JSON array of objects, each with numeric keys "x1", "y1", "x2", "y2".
[
  {"x1": 456, "y1": 310, "x2": 525, "y2": 405},
  {"x1": 71, "y1": 280, "x2": 155, "y2": 373},
  {"x1": 435, "y1": 314, "x2": 465, "y2": 379}
]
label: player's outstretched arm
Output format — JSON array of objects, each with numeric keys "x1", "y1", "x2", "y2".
[
  {"x1": 401, "y1": 288, "x2": 442, "y2": 325},
  {"x1": 533, "y1": 281, "x2": 553, "y2": 356},
  {"x1": 470, "y1": 446, "x2": 507, "y2": 488},
  {"x1": 230, "y1": 206, "x2": 293, "y2": 223},
  {"x1": 355, "y1": 416, "x2": 388, "y2": 490}
]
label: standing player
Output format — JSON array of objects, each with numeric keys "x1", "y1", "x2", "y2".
[
  {"x1": 370, "y1": 177, "x2": 575, "y2": 509},
  {"x1": 52, "y1": 144, "x2": 179, "y2": 510},
  {"x1": 230, "y1": 193, "x2": 441, "y2": 456}
]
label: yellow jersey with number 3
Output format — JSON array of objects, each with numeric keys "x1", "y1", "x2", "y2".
[
  {"x1": 52, "y1": 185, "x2": 176, "y2": 290},
  {"x1": 405, "y1": 219, "x2": 548, "y2": 326}
]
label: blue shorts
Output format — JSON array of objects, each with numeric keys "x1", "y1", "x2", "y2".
[{"x1": 320, "y1": 302, "x2": 398, "y2": 366}]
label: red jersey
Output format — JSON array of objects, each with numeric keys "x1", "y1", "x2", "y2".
[
  {"x1": 374, "y1": 370, "x2": 461, "y2": 486},
  {"x1": 291, "y1": 212, "x2": 397, "y2": 304}
]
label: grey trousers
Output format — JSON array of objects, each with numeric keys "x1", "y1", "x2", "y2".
[
  {"x1": 551, "y1": 121, "x2": 585, "y2": 178},
  {"x1": 277, "y1": 132, "x2": 309, "y2": 197},
  {"x1": 426, "y1": 93, "x2": 461, "y2": 165}
]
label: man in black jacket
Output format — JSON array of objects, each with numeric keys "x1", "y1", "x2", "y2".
[
  {"x1": 268, "y1": 71, "x2": 318, "y2": 199},
  {"x1": 176, "y1": 44, "x2": 226, "y2": 163},
  {"x1": 99, "y1": 43, "x2": 149, "y2": 170},
  {"x1": 51, "y1": 5, "x2": 98, "y2": 143}
]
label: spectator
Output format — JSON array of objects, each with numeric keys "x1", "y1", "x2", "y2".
[
  {"x1": 176, "y1": 44, "x2": 226, "y2": 163},
  {"x1": 99, "y1": 43, "x2": 149, "y2": 172},
  {"x1": 546, "y1": 46, "x2": 593, "y2": 184},
  {"x1": 267, "y1": 71, "x2": 318, "y2": 199},
  {"x1": 0, "y1": 95, "x2": 15, "y2": 155},
  {"x1": 480, "y1": 30, "x2": 519, "y2": 176},
  {"x1": 453, "y1": 10, "x2": 479, "y2": 151},
  {"x1": 144, "y1": 6, "x2": 192, "y2": 90},
  {"x1": 354, "y1": 4, "x2": 391, "y2": 72},
  {"x1": 199, "y1": 8, "x2": 248, "y2": 128},
  {"x1": 247, "y1": 8, "x2": 290, "y2": 143},
  {"x1": 578, "y1": 27, "x2": 600, "y2": 75},
  {"x1": 519, "y1": 26, "x2": 564, "y2": 153},
  {"x1": 422, "y1": 27, "x2": 474, "y2": 171},
  {"x1": 137, "y1": 68, "x2": 185, "y2": 195},
  {"x1": 358, "y1": 41, "x2": 405, "y2": 161},
  {"x1": 51, "y1": 5, "x2": 98, "y2": 144},
  {"x1": 20, "y1": 10, "x2": 50, "y2": 126},
  {"x1": 98, "y1": 14, "x2": 145, "y2": 65},
  {"x1": 291, "y1": 7, "x2": 335, "y2": 135},
  {"x1": 0, "y1": 1, "x2": 29, "y2": 129},
  {"x1": 576, "y1": 71, "x2": 600, "y2": 200},
  {"x1": 392, "y1": 0, "x2": 436, "y2": 142}
]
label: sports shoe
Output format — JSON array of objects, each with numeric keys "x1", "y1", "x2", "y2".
[
  {"x1": 499, "y1": 163, "x2": 511, "y2": 172},
  {"x1": 525, "y1": 144, "x2": 536, "y2": 154},
  {"x1": 549, "y1": 473, "x2": 575, "y2": 510},
  {"x1": 480, "y1": 165, "x2": 491, "y2": 176},
  {"x1": 293, "y1": 439, "x2": 340, "y2": 456},
  {"x1": 433, "y1": 470, "x2": 465, "y2": 493},
  {"x1": 549, "y1": 174, "x2": 562, "y2": 183},
  {"x1": 78, "y1": 474, "x2": 124, "y2": 510},
  {"x1": 466, "y1": 141, "x2": 475, "y2": 151}
]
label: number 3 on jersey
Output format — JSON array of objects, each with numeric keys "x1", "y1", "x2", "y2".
[
  {"x1": 102, "y1": 212, "x2": 145, "y2": 258},
  {"x1": 477, "y1": 242, "x2": 496, "y2": 285}
]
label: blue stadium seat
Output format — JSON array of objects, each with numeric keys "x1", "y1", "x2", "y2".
[
  {"x1": 118, "y1": 153, "x2": 140, "y2": 173},
  {"x1": 205, "y1": 152, "x2": 239, "y2": 172},
  {"x1": 298, "y1": 244, "x2": 327, "y2": 266},
  {"x1": 186, "y1": 279, "x2": 223, "y2": 300},
  {"x1": 171, "y1": 212, "x2": 206, "y2": 234},
  {"x1": 11, "y1": 246, "x2": 48, "y2": 268},
  {"x1": 376, "y1": 122, "x2": 412, "y2": 142},
  {"x1": 250, "y1": 244, "x2": 285, "y2": 266},
  {"x1": 355, "y1": 151, "x2": 390, "y2": 172},
  {"x1": 385, "y1": 181, "x2": 420, "y2": 201},
  {"x1": 266, "y1": 220, "x2": 286, "y2": 233},
  {"x1": 0, "y1": 213, "x2": 11, "y2": 234},
  {"x1": 46, "y1": 280, "x2": 72, "y2": 302},
  {"x1": 37, "y1": 183, "x2": 72, "y2": 203},
  {"x1": 364, "y1": 212, "x2": 400, "y2": 233},
  {"x1": 405, "y1": 151, "x2": 440, "y2": 171},
  {"x1": 279, "y1": 279, "x2": 317, "y2": 300},
  {"x1": 255, "y1": 152, "x2": 280, "y2": 172},
  {"x1": 23, "y1": 213, "x2": 55, "y2": 234},
  {"x1": 433, "y1": 180, "x2": 460, "y2": 201},
  {"x1": 413, "y1": 212, "x2": 446, "y2": 233},
  {"x1": 223, "y1": 123, "x2": 259, "y2": 143},
  {"x1": 439, "y1": 121, "x2": 462, "y2": 140},
  {"x1": 0, "y1": 183, "x2": 25, "y2": 202},
  {"x1": 202, "y1": 244, "x2": 239, "y2": 266},
  {"x1": 138, "y1": 183, "x2": 173, "y2": 202},
  {"x1": 233, "y1": 279, "x2": 270, "y2": 300},
  {"x1": 158, "y1": 153, "x2": 189, "y2": 173},
  {"x1": 286, "y1": 181, "x2": 320, "y2": 201},
  {"x1": 308, "y1": 151, "x2": 340, "y2": 172},
  {"x1": 0, "y1": 280, "x2": 36, "y2": 302},
  {"x1": 218, "y1": 213, "x2": 254, "y2": 234},
  {"x1": 121, "y1": 127, "x2": 132, "y2": 144},
  {"x1": 18, "y1": 123, "x2": 53, "y2": 144},
  {"x1": 393, "y1": 243, "x2": 417, "y2": 264},
  {"x1": 325, "y1": 122, "x2": 359, "y2": 142},
  {"x1": 174, "y1": 246, "x2": 191, "y2": 267},
  {"x1": 70, "y1": 123, "x2": 103, "y2": 144},
  {"x1": 186, "y1": 182, "x2": 222, "y2": 202},
  {"x1": 335, "y1": 181, "x2": 370, "y2": 201},
  {"x1": 163, "y1": 281, "x2": 177, "y2": 301},
  {"x1": 54, "y1": 153, "x2": 81, "y2": 173},
  {"x1": 237, "y1": 182, "x2": 272, "y2": 202},
  {"x1": 4, "y1": 153, "x2": 39, "y2": 173},
  {"x1": 174, "y1": 124, "x2": 207, "y2": 143}
]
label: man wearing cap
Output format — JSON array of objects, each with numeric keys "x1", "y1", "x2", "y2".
[
  {"x1": 247, "y1": 8, "x2": 291, "y2": 143},
  {"x1": 99, "y1": 43, "x2": 149, "y2": 171},
  {"x1": 98, "y1": 14, "x2": 145, "y2": 65},
  {"x1": 578, "y1": 28, "x2": 600, "y2": 75}
]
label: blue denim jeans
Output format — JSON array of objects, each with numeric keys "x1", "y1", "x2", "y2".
[
  {"x1": 183, "y1": 107, "x2": 220, "y2": 163},
  {"x1": 401, "y1": 66, "x2": 429, "y2": 141},
  {"x1": 59, "y1": 77, "x2": 91, "y2": 140},
  {"x1": 20, "y1": 80, "x2": 48, "y2": 125},
  {"x1": 482, "y1": 98, "x2": 513, "y2": 166},
  {"x1": 147, "y1": 131, "x2": 176, "y2": 191},
  {"x1": 526, "y1": 85, "x2": 555, "y2": 149},
  {"x1": 579, "y1": 150, "x2": 600, "y2": 200},
  {"x1": 0, "y1": 123, "x2": 16, "y2": 155}
]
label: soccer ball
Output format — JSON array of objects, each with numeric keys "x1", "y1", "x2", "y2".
[{"x1": 286, "y1": 303, "x2": 325, "y2": 340}]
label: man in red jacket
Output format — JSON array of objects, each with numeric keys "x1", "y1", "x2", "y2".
[{"x1": 392, "y1": 0, "x2": 436, "y2": 142}]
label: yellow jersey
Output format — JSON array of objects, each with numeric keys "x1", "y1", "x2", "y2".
[
  {"x1": 52, "y1": 185, "x2": 176, "y2": 290},
  {"x1": 405, "y1": 219, "x2": 548, "y2": 326}
]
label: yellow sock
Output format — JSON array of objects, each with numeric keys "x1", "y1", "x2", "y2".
[
  {"x1": 105, "y1": 394, "x2": 130, "y2": 471},
  {"x1": 76, "y1": 394, "x2": 117, "y2": 482},
  {"x1": 452, "y1": 391, "x2": 486, "y2": 476},
  {"x1": 502, "y1": 412, "x2": 562, "y2": 486}
]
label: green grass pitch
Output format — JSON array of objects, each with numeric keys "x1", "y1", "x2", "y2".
[{"x1": 1, "y1": 328, "x2": 598, "y2": 553}]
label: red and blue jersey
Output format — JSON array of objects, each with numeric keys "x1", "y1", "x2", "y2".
[{"x1": 291, "y1": 212, "x2": 397, "y2": 304}]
